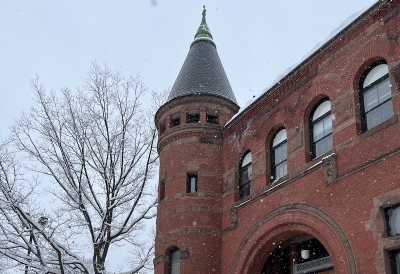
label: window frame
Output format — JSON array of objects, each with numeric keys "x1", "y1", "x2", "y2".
[
  {"x1": 390, "y1": 248, "x2": 400, "y2": 274},
  {"x1": 359, "y1": 60, "x2": 392, "y2": 132},
  {"x1": 171, "y1": 117, "x2": 180, "y2": 127},
  {"x1": 310, "y1": 98, "x2": 333, "y2": 159},
  {"x1": 187, "y1": 173, "x2": 198, "y2": 193},
  {"x1": 271, "y1": 128, "x2": 287, "y2": 181},
  {"x1": 168, "y1": 248, "x2": 180, "y2": 274},
  {"x1": 385, "y1": 203, "x2": 400, "y2": 237},
  {"x1": 206, "y1": 113, "x2": 218, "y2": 124},
  {"x1": 239, "y1": 151, "x2": 252, "y2": 199},
  {"x1": 159, "y1": 180, "x2": 165, "y2": 201},
  {"x1": 187, "y1": 113, "x2": 200, "y2": 123}
]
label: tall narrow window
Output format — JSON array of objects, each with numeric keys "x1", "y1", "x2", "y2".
[
  {"x1": 187, "y1": 173, "x2": 197, "y2": 193},
  {"x1": 239, "y1": 151, "x2": 252, "y2": 199},
  {"x1": 311, "y1": 99, "x2": 333, "y2": 159},
  {"x1": 159, "y1": 181, "x2": 165, "y2": 201},
  {"x1": 360, "y1": 60, "x2": 393, "y2": 131},
  {"x1": 271, "y1": 128, "x2": 287, "y2": 181},
  {"x1": 169, "y1": 248, "x2": 180, "y2": 274}
]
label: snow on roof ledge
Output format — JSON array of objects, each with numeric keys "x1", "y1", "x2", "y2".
[{"x1": 225, "y1": 0, "x2": 379, "y2": 127}]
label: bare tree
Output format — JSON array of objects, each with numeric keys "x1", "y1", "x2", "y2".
[{"x1": 0, "y1": 63, "x2": 159, "y2": 273}]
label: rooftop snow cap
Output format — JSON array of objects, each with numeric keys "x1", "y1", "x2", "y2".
[{"x1": 167, "y1": 6, "x2": 238, "y2": 105}]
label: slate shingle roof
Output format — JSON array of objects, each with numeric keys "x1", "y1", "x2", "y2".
[{"x1": 167, "y1": 40, "x2": 238, "y2": 105}]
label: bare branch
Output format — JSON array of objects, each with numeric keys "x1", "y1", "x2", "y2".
[{"x1": 0, "y1": 63, "x2": 160, "y2": 274}]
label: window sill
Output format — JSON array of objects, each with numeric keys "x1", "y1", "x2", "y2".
[
  {"x1": 357, "y1": 114, "x2": 397, "y2": 141},
  {"x1": 305, "y1": 150, "x2": 334, "y2": 172},
  {"x1": 272, "y1": 174, "x2": 289, "y2": 185}
]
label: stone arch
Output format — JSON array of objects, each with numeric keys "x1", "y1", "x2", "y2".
[
  {"x1": 163, "y1": 238, "x2": 189, "y2": 256},
  {"x1": 340, "y1": 37, "x2": 398, "y2": 133},
  {"x1": 255, "y1": 105, "x2": 294, "y2": 139},
  {"x1": 297, "y1": 83, "x2": 335, "y2": 123},
  {"x1": 343, "y1": 36, "x2": 398, "y2": 92},
  {"x1": 230, "y1": 203, "x2": 357, "y2": 274}
]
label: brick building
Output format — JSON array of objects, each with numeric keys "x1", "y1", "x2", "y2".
[{"x1": 154, "y1": 1, "x2": 400, "y2": 273}]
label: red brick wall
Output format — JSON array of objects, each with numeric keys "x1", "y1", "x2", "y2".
[
  {"x1": 155, "y1": 1, "x2": 400, "y2": 273},
  {"x1": 154, "y1": 96, "x2": 238, "y2": 273},
  {"x1": 220, "y1": 1, "x2": 400, "y2": 273}
]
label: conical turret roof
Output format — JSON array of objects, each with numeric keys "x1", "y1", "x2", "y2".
[{"x1": 167, "y1": 6, "x2": 238, "y2": 105}]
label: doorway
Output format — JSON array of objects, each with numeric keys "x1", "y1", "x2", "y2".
[{"x1": 261, "y1": 234, "x2": 334, "y2": 274}]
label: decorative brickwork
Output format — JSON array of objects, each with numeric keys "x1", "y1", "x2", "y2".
[
  {"x1": 229, "y1": 203, "x2": 357, "y2": 274},
  {"x1": 322, "y1": 153, "x2": 337, "y2": 186},
  {"x1": 155, "y1": 1, "x2": 400, "y2": 273}
]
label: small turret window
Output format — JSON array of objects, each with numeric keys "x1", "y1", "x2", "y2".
[
  {"x1": 187, "y1": 174, "x2": 198, "y2": 193},
  {"x1": 159, "y1": 180, "x2": 165, "y2": 201},
  {"x1": 187, "y1": 113, "x2": 200, "y2": 123},
  {"x1": 169, "y1": 248, "x2": 180, "y2": 274},
  {"x1": 206, "y1": 114, "x2": 218, "y2": 124},
  {"x1": 171, "y1": 117, "x2": 180, "y2": 127}
]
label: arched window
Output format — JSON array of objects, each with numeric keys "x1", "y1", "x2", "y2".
[
  {"x1": 360, "y1": 60, "x2": 393, "y2": 131},
  {"x1": 271, "y1": 128, "x2": 287, "y2": 181},
  {"x1": 311, "y1": 99, "x2": 333, "y2": 159},
  {"x1": 239, "y1": 151, "x2": 252, "y2": 199},
  {"x1": 168, "y1": 248, "x2": 180, "y2": 274}
]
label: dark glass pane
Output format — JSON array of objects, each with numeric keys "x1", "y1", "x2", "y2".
[
  {"x1": 159, "y1": 181, "x2": 165, "y2": 201},
  {"x1": 172, "y1": 118, "x2": 180, "y2": 127},
  {"x1": 239, "y1": 165, "x2": 252, "y2": 198},
  {"x1": 391, "y1": 250, "x2": 400, "y2": 274},
  {"x1": 324, "y1": 115, "x2": 332, "y2": 135},
  {"x1": 364, "y1": 86, "x2": 379, "y2": 112},
  {"x1": 381, "y1": 100, "x2": 394, "y2": 122},
  {"x1": 190, "y1": 177, "x2": 196, "y2": 193},
  {"x1": 275, "y1": 161, "x2": 287, "y2": 179},
  {"x1": 366, "y1": 100, "x2": 393, "y2": 129},
  {"x1": 274, "y1": 143, "x2": 287, "y2": 164},
  {"x1": 206, "y1": 114, "x2": 218, "y2": 124},
  {"x1": 315, "y1": 134, "x2": 332, "y2": 158},
  {"x1": 312, "y1": 115, "x2": 331, "y2": 141},
  {"x1": 169, "y1": 249, "x2": 180, "y2": 274},
  {"x1": 187, "y1": 174, "x2": 197, "y2": 193},
  {"x1": 240, "y1": 181, "x2": 251, "y2": 198},
  {"x1": 377, "y1": 78, "x2": 391, "y2": 102},
  {"x1": 240, "y1": 168, "x2": 249, "y2": 185},
  {"x1": 187, "y1": 113, "x2": 200, "y2": 123},
  {"x1": 313, "y1": 120, "x2": 325, "y2": 141}
]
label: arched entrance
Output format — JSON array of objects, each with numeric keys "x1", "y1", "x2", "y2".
[
  {"x1": 262, "y1": 234, "x2": 333, "y2": 274},
  {"x1": 229, "y1": 204, "x2": 357, "y2": 274}
]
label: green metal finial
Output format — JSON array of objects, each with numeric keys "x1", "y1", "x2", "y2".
[{"x1": 192, "y1": 5, "x2": 214, "y2": 47}]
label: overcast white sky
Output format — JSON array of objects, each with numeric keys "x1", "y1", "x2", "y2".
[
  {"x1": 0, "y1": 0, "x2": 378, "y2": 137},
  {"x1": 0, "y1": 0, "x2": 378, "y2": 271}
]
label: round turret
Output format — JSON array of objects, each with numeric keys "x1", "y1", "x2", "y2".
[{"x1": 154, "y1": 7, "x2": 239, "y2": 274}]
